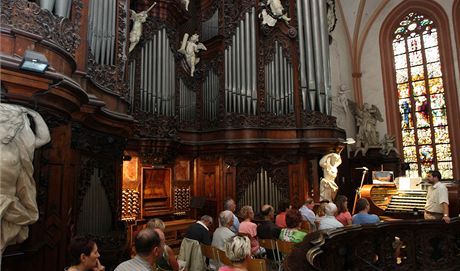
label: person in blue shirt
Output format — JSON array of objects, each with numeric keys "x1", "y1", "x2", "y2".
[
  {"x1": 224, "y1": 198, "x2": 240, "y2": 233},
  {"x1": 352, "y1": 198, "x2": 380, "y2": 225}
]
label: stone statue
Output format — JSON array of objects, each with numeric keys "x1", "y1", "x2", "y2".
[
  {"x1": 319, "y1": 150, "x2": 342, "y2": 202},
  {"x1": 337, "y1": 85, "x2": 350, "y2": 116},
  {"x1": 0, "y1": 103, "x2": 51, "y2": 253},
  {"x1": 380, "y1": 134, "x2": 400, "y2": 156},
  {"x1": 355, "y1": 103, "x2": 383, "y2": 147},
  {"x1": 178, "y1": 33, "x2": 207, "y2": 77},
  {"x1": 259, "y1": 0, "x2": 291, "y2": 27},
  {"x1": 128, "y1": 2, "x2": 156, "y2": 53}
]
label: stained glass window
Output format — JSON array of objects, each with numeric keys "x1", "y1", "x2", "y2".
[{"x1": 392, "y1": 12, "x2": 453, "y2": 179}]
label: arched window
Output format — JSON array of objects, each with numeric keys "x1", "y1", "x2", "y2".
[{"x1": 391, "y1": 12, "x2": 453, "y2": 179}]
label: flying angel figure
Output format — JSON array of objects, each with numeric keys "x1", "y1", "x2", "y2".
[
  {"x1": 129, "y1": 2, "x2": 156, "y2": 52},
  {"x1": 178, "y1": 33, "x2": 207, "y2": 77}
]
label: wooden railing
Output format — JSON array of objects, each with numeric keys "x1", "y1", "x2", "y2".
[{"x1": 284, "y1": 218, "x2": 460, "y2": 271}]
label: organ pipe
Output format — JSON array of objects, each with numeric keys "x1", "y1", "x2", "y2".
[
  {"x1": 203, "y1": 70, "x2": 219, "y2": 121},
  {"x1": 296, "y1": 0, "x2": 331, "y2": 114},
  {"x1": 88, "y1": 0, "x2": 117, "y2": 65},
  {"x1": 139, "y1": 28, "x2": 175, "y2": 115},
  {"x1": 202, "y1": 10, "x2": 219, "y2": 41},
  {"x1": 225, "y1": 8, "x2": 257, "y2": 115}
]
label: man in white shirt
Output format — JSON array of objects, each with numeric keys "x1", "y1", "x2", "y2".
[
  {"x1": 299, "y1": 198, "x2": 316, "y2": 224},
  {"x1": 319, "y1": 203, "x2": 343, "y2": 230},
  {"x1": 424, "y1": 170, "x2": 450, "y2": 223}
]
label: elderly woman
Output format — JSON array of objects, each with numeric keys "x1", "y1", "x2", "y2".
[
  {"x1": 66, "y1": 236, "x2": 105, "y2": 271},
  {"x1": 238, "y1": 205, "x2": 264, "y2": 256},
  {"x1": 279, "y1": 209, "x2": 306, "y2": 243},
  {"x1": 318, "y1": 202, "x2": 344, "y2": 230},
  {"x1": 218, "y1": 235, "x2": 252, "y2": 271}
]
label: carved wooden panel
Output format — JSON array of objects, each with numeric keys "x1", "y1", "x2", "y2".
[{"x1": 141, "y1": 167, "x2": 173, "y2": 216}]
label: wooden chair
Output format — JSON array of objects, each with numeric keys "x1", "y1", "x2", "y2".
[
  {"x1": 217, "y1": 248, "x2": 232, "y2": 266},
  {"x1": 247, "y1": 258, "x2": 268, "y2": 271},
  {"x1": 258, "y1": 239, "x2": 281, "y2": 270},
  {"x1": 201, "y1": 244, "x2": 219, "y2": 270},
  {"x1": 276, "y1": 240, "x2": 295, "y2": 271},
  {"x1": 300, "y1": 221, "x2": 310, "y2": 233}
]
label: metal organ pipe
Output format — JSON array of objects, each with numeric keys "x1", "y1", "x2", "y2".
[
  {"x1": 319, "y1": 0, "x2": 331, "y2": 114},
  {"x1": 139, "y1": 29, "x2": 175, "y2": 115}
]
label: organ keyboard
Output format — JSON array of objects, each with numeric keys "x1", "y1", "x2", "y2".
[{"x1": 360, "y1": 184, "x2": 427, "y2": 217}]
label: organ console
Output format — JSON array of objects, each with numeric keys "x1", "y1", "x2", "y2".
[{"x1": 360, "y1": 183, "x2": 427, "y2": 217}]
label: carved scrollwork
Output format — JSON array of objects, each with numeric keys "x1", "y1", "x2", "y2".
[
  {"x1": 223, "y1": 0, "x2": 256, "y2": 46},
  {"x1": 138, "y1": 141, "x2": 179, "y2": 165},
  {"x1": 87, "y1": 51, "x2": 118, "y2": 92},
  {"x1": 224, "y1": 113, "x2": 259, "y2": 128},
  {"x1": 2, "y1": 0, "x2": 82, "y2": 56},
  {"x1": 71, "y1": 123, "x2": 126, "y2": 157},
  {"x1": 200, "y1": 0, "x2": 220, "y2": 21},
  {"x1": 302, "y1": 110, "x2": 337, "y2": 127},
  {"x1": 133, "y1": 113, "x2": 177, "y2": 138},
  {"x1": 260, "y1": 112, "x2": 296, "y2": 127}
]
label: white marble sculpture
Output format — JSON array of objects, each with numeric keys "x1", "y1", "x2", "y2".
[
  {"x1": 319, "y1": 152, "x2": 342, "y2": 202},
  {"x1": 260, "y1": 0, "x2": 291, "y2": 27},
  {"x1": 181, "y1": 0, "x2": 190, "y2": 11},
  {"x1": 178, "y1": 33, "x2": 207, "y2": 77},
  {"x1": 337, "y1": 85, "x2": 350, "y2": 116},
  {"x1": 0, "y1": 103, "x2": 51, "y2": 253},
  {"x1": 128, "y1": 2, "x2": 156, "y2": 53}
]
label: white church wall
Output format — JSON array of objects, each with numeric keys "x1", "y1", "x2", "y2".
[{"x1": 329, "y1": 5, "x2": 355, "y2": 138}]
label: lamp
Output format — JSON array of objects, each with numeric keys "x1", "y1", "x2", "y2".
[{"x1": 20, "y1": 50, "x2": 49, "y2": 73}]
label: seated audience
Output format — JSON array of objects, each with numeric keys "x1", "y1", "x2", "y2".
[
  {"x1": 115, "y1": 228, "x2": 164, "y2": 271},
  {"x1": 218, "y1": 235, "x2": 252, "y2": 271},
  {"x1": 299, "y1": 198, "x2": 316, "y2": 225},
  {"x1": 318, "y1": 202, "x2": 344, "y2": 230},
  {"x1": 275, "y1": 200, "x2": 290, "y2": 228},
  {"x1": 314, "y1": 200, "x2": 329, "y2": 226},
  {"x1": 335, "y1": 195, "x2": 352, "y2": 226},
  {"x1": 257, "y1": 204, "x2": 281, "y2": 240},
  {"x1": 66, "y1": 236, "x2": 105, "y2": 271},
  {"x1": 224, "y1": 198, "x2": 240, "y2": 233},
  {"x1": 146, "y1": 218, "x2": 179, "y2": 271},
  {"x1": 184, "y1": 215, "x2": 213, "y2": 245},
  {"x1": 212, "y1": 210, "x2": 236, "y2": 251},
  {"x1": 279, "y1": 209, "x2": 307, "y2": 243},
  {"x1": 238, "y1": 205, "x2": 264, "y2": 255},
  {"x1": 352, "y1": 198, "x2": 380, "y2": 225}
]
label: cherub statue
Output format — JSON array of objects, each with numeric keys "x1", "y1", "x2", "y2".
[
  {"x1": 178, "y1": 33, "x2": 207, "y2": 77},
  {"x1": 319, "y1": 147, "x2": 343, "y2": 202},
  {"x1": 380, "y1": 134, "x2": 400, "y2": 156},
  {"x1": 259, "y1": 0, "x2": 291, "y2": 27},
  {"x1": 181, "y1": 0, "x2": 190, "y2": 11},
  {"x1": 128, "y1": 2, "x2": 156, "y2": 52}
]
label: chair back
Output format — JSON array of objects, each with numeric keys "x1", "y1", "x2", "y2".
[
  {"x1": 259, "y1": 239, "x2": 276, "y2": 250},
  {"x1": 247, "y1": 258, "x2": 268, "y2": 271},
  {"x1": 217, "y1": 248, "x2": 232, "y2": 266},
  {"x1": 201, "y1": 244, "x2": 218, "y2": 261},
  {"x1": 276, "y1": 240, "x2": 294, "y2": 255},
  {"x1": 300, "y1": 221, "x2": 310, "y2": 233}
]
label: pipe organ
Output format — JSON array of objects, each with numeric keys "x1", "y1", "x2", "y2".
[
  {"x1": 179, "y1": 78, "x2": 196, "y2": 121},
  {"x1": 128, "y1": 59, "x2": 136, "y2": 105},
  {"x1": 224, "y1": 7, "x2": 257, "y2": 115},
  {"x1": 202, "y1": 70, "x2": 219, "y2": 121},
  {"x1": 239, "y1": 168, "x2": 284, "y2": 213},
  {"x1": 40, "y1": 0, "x2": 72, "y2": 18},
  {"x1": 296, "y1": 0, "x2": 331, "y2": 114},
  {"x1": 201, "y1": 9, "x2": 219, "y2": 41},
  {"x1": 140, "y1": 28, "x2": 175, "y2": 115},
  {"x1": 88, "y1": 0, "x2": 117, "y2": 65},
  {"x1": 265, "y1": 41, "x2": 294, "y2": 115}
]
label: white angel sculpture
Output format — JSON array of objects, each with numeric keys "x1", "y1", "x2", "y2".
[
  {"x1": 260, "y1": 0, "x2": 291, "y2": 27},
  {"x1": 319, "y1": 152, "x2": 342, "y2": 202},
  {"x1": 178, "y1": 33, "x2": 207, "y2": 77},
  {"x1": 129, "y1": 2, "x2": 156, "y2": 52}
]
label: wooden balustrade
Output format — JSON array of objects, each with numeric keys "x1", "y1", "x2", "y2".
[{"x1": 284, "y1": 218, "x2": 460, "y2": 271}]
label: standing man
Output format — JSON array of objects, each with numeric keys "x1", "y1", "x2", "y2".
[
  {"x1": 299, "y1": 198, "x2": 316, "y2": 225},
  {"x1": 224, "y1": 198, "x2": 240, "y2": 233},
  {"x1": 115, "y1": 228, "x2": 164, "y2": 271},
  {"x1": 424, "y1": 170, "x2": 450, "y2": 223}
]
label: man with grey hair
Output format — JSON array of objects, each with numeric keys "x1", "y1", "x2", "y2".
[
  {"x1": 212, "y1": 210, "x2": 235, "y2": 251},
  {"x1": 318, "y1": 202, "x2": 343, "y2": 230},
  {"x1": 224, "y1": 197, "x2": 240, "y2": 233},
  {"x1": 184, "y1": 215, "x2": 212, "y2": 245}
]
